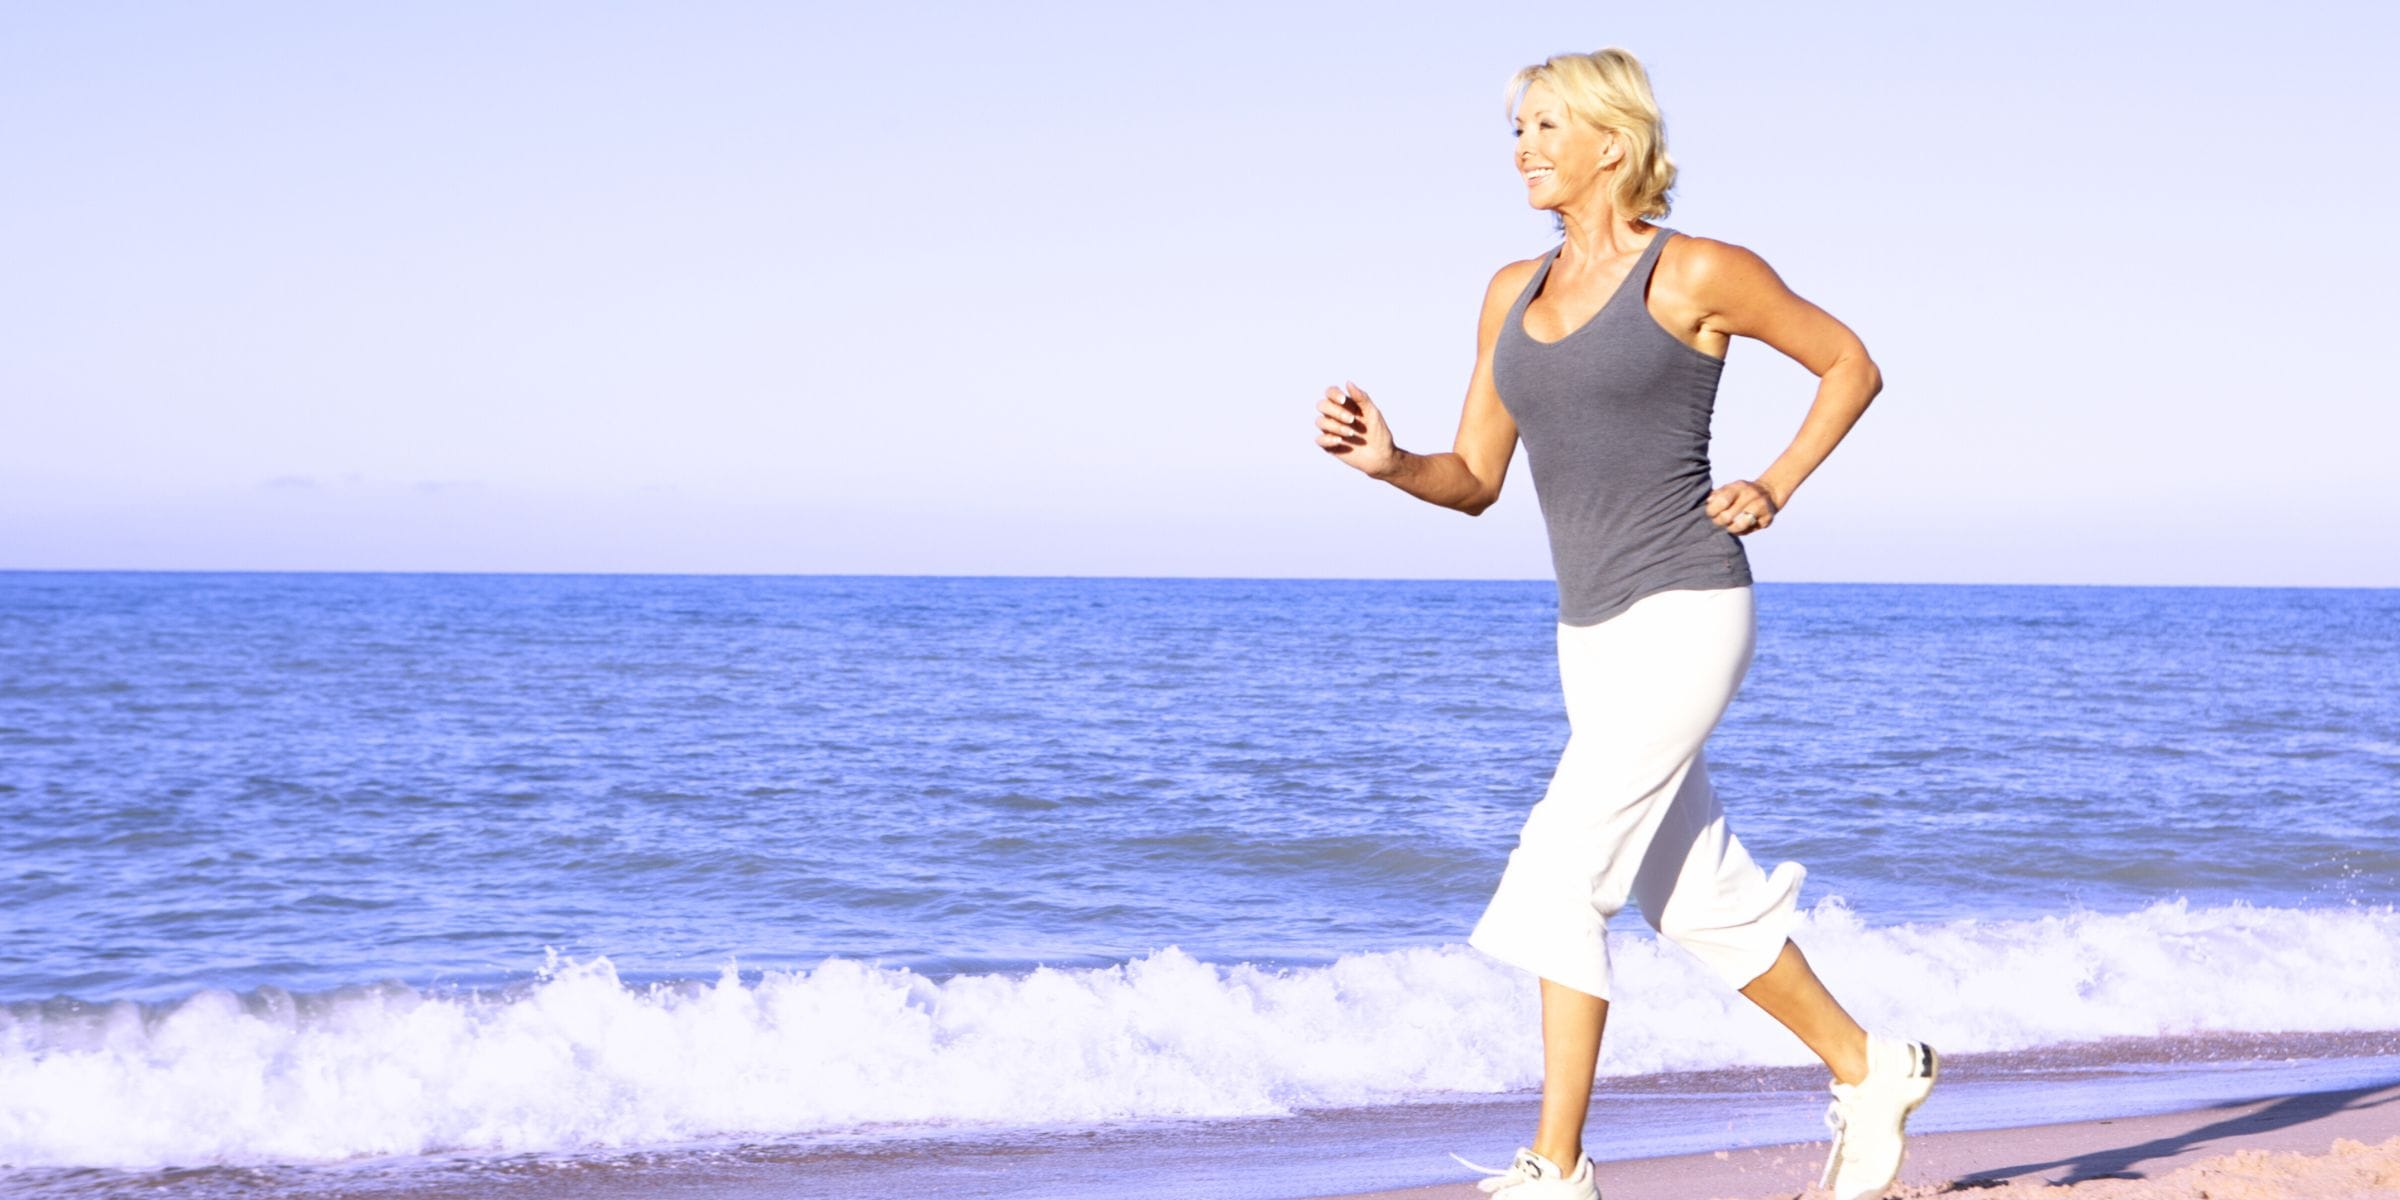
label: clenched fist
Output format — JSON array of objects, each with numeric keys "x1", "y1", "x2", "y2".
[{"x1": 1705, "y1": 479, "x2": 1780, "y2": 535}]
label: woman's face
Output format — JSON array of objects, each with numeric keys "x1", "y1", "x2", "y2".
[{"x1": 1512, "y1": 80, "x2": 1615, "y2": 214}]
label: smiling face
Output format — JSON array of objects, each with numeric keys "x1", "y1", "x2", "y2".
[{"x1": 1512, "y1": 79, "x2": 1617, "y2": 215}]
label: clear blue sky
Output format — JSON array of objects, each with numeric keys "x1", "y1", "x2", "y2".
[{"x1": 3, "y1": 2, "x2": 2393, "y2": 585}]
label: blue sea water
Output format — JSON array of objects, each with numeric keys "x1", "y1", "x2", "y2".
[{"x1": 1, "y1": 573, "x2": 2396, "y2": 1184}]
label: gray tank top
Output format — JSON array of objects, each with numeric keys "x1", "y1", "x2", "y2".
[{"x1": 1494, "y1": 227, "x2": 1753, "y2": 626}]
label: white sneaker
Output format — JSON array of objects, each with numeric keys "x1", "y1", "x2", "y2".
[
  {"x1": 1818, "y1": 1032, "x2": 1939, "y2": 1200},
  {"x1": 1449, "y1": 1147, "x2": 1601, "y2": 1199}
]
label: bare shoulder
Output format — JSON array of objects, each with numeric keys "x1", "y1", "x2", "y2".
[
  {"x1": 1480, "y1": 254, "x2": 1546, "y2": 317},
  {"x1": 1662, "y1": 231, "x2": 1859, "y2": 358},
  {"x1": 1657, "y1": 232, "x2": 1791, "y2": 307},
  {"x1": 1488, "y1": 253, "x2": 1545, "y2": 293}
]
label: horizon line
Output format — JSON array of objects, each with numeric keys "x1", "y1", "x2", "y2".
[{"x1": 0, "y1": 568, "x2": 2389, "y2": 592}]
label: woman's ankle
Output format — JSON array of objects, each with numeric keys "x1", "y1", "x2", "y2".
[{"x1": 1827, "y1": 1027, "x2": 1872, "y2": 1086}]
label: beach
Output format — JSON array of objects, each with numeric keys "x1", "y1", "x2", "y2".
[
  {"x1": 7, "y1": 0, "x2": 2399, "y2": 1187},
  {"x1": 1323, "y1": 1082, "x2": 2400, "y2": 1200},
  {"x1": 4, "y1": 575, "x2": 2396, "y2": 1198},
  {"x1": 7, "y1": 1033, "x2": 2390, "y2": 1199}
]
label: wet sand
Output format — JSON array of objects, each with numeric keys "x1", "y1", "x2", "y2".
[{"x1": 1318, "y1": 1080, "x2": 2400, "y2": 1200}]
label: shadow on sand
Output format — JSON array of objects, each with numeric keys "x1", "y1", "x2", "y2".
[{"x1": 1937, "y1": 1079, "x2": 2400, "y2": 1189}]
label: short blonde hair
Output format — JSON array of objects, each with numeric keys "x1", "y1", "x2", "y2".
[{"x1": 1505, "y1": 48, "x2": 1678, "y2": 221}]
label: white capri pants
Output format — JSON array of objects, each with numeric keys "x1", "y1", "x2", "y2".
[{"x1": 1467, "y1": 584, "x2": 1806, "y2": 1001}]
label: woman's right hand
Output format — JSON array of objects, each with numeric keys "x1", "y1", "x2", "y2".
[{"x1": 1314, "y1": 381, "x2": 1398, "y2": 478}]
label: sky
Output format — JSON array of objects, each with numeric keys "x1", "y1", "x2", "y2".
[{"x1": 2, "y1": 1, "x2": 2394, "y2": 586}]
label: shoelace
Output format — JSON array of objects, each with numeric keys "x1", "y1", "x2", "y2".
[
  {"x1": 1818, "y1": 1091, "x2": 1851, "y2": 1192},
  {"x1": 1450, "y1": 1150, "x2": 1535, "y2": 1194}
]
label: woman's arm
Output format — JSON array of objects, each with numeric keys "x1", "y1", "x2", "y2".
[
  {"x1": 1315, "y1": 261, "x2": 1535, "y2": 516},
  {"x1": 1672, "y1": 238, "x2": 1885, "y2": 532}
]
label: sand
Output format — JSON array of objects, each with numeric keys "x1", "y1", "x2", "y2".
[{"x1": 1316, "y1": 1080, "x2": 2400, "y2": 1200}]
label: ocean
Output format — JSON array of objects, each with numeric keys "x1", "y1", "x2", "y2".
[{"x1": 2, "y1": 572, "x2": 2396, "y2": 1198}]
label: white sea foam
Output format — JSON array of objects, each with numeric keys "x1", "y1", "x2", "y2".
[{"x1": 3, "y1": 898, "x2": 2396, "y2": 1169}]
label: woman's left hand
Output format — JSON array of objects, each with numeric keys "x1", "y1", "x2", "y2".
[{"x1": 1706, "y1": 481, "x2": 1779, "y2": 536}]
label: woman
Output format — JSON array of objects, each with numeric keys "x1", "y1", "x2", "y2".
[{"x1": 1312, "y1": 48, "x2": 1937, "y2": 1200}]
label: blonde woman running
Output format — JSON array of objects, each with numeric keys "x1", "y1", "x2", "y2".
[{"x1": 1312, "y1": 47, "x2": 1937, "y2": 1200}]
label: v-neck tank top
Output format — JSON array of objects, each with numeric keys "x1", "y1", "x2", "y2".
[{"x1": 1493, "y1": 227, "x2": 1752, "y2": 627}]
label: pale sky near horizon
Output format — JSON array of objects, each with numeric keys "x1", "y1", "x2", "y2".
[{"x1": 3, "y1": 2, "x2": 2394, "y2": 586}]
